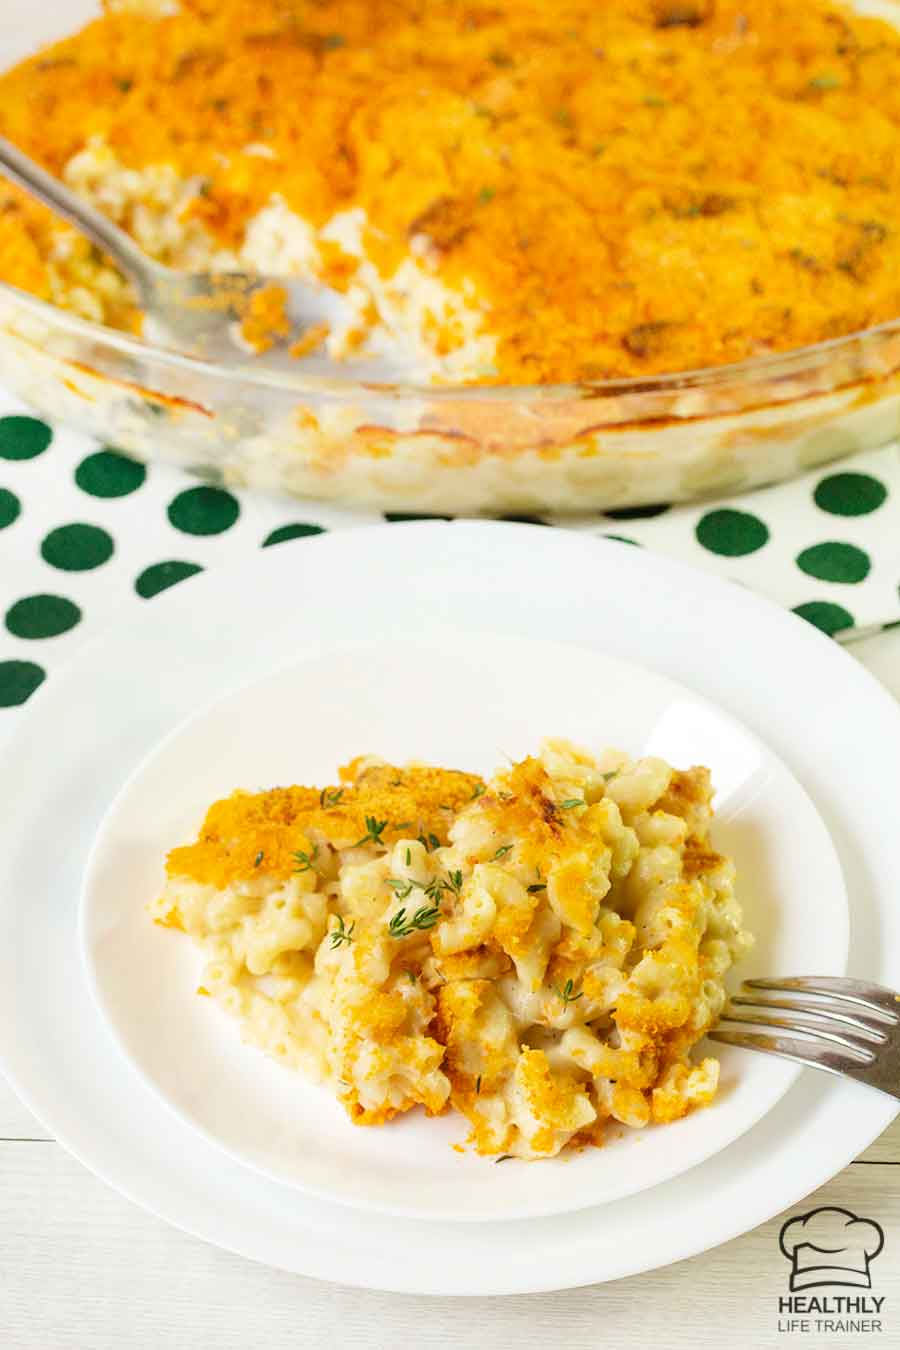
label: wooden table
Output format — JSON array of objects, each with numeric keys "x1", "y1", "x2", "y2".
[{"x1": 4, "y1": 629, "x2": 899, "y2": 1349}]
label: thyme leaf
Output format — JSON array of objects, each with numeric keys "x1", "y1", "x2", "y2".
[
  {"x1": 329, "y1": 915, "x2": 355, "y2": 949},
  {"x1": 444, "y1": 869, "x2": 464, "y2": 898},
  {"x1": 554, "y1": 978, "x2": 584, "y2": 1007},
  {"x1": 354, "y1": 815, "x2": 388, "y2": 847},
  {"x1": 293, "y1": 845, "x2": 319, "y2": 874},
  {"x1": 388, "y1": 903, "x2": 441, "y2": 938},
  {"x1": 387, "y1": 877, "x2": 418, "y2": 901}
]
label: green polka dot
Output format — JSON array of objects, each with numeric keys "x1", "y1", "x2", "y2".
[
  {"x1": 603, "y1": 533, "x2": 640, "y2": 546},
  {"x1": 696, "y1": 508, "x2": 769, "y2": 557},
  {"x1": 41, "y1": 523, "x2": 114, "y2": 572},
  {"x1": 0, "y1": 415, "x2": 52, "y2": 460},
  {"x1": 5, "y1": 593, "x2": 81, "y2": 639},
  {"x1": 0, "y1": 659, "x2": 46, "y2": 707},
  {"x1": 499, "y1": 514, "x2": 548, "y2": 526},
  {"x1": 262, "y1": 523, "x2": 326, "y2": 547},
  {"x1": 135, "y1": 560, "x2": 204, "y2": 598},
  {"x1": 75, "y1": 449, "x2": 146, "y2": 498},
  {"x1": 606, "y1": 503, "x2": 671, "y2": 521},
  {"x1": 796, "y1": 541, "x2": 870, "y2": 584},
  {"x1": 814, "y1": 472, "x2": 887, "y2": 517},
  {"x1": 0, "y1": 488, "x2": 20, "y2": 529},
  {"x1": 793, "y1": 601, "x2": 855, "y2": 637},
  {"x1": 384, "y1": 512, "x2": 453, "y2": 523},
  {"x1": 168, "y1": 486, "x2": 239, "y2": 536}
]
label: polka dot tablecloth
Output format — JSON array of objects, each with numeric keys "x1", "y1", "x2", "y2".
[{"x1": 1, "y1": 389, "x2": 899, "y2": 717}]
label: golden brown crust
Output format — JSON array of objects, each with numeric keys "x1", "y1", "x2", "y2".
[
  {"x1": 166, "y1": 761, "x2": 483, "y2": 887},
  {"x1": 3, "y1": 1, "x2": 900, "y2": 381}
]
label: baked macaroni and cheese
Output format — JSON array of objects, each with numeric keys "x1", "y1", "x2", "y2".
[
  {"x1": 2, "y1": 0, "x2": 900, "y2": 382},
  {"x1": 150, "y1": 741, "x2": 752, "y2": 1159}
]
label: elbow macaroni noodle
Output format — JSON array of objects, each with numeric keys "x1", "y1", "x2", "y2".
[{"x1": 150, "y1": 741, "x2": 752, "y2": 1159}]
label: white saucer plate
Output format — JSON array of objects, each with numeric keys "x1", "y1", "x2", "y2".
[
  {"x1": 0, "y1": 522, "x2": 897, "y2": 1293},
  {"x1": 80, "y1": 632, "x2": 848, "y2": 1222}
]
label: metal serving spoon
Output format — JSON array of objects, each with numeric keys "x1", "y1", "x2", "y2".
[{"x1": 0, "y1": 134, "x2": 346, "y2": 362}]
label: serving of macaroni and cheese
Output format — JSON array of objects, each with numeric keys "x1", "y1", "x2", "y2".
[{"x1": 150, "y1": 741, "x2": 751, "y2": 1160}]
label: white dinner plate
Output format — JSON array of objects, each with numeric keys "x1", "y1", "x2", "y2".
[
  {"x1": 80, "y1": 632, "x2": 848, "y2": 1222},
  {"x1": 0, "y1": 521, "x2": 897, "y2": 1293}
]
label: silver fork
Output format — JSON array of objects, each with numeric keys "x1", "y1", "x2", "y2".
[
  {"x1": 710, "y1": 977, "x2": 900, "y2": 1099},
  {"x1": 0, "y1": 135, "x2": 344, "y2": 361}
]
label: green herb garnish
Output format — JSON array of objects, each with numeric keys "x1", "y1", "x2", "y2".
[
  {"x1": 554, "y1": 978, "x2": 584, "y2": 1007},
  {"x1": 329, "y1": 915, "x2": 355, "y2": 949},
  {"x1": 293, "y1": 845, "x2": 319, "y2": 873},
  {"x1": 560, "y1": 799, "x2": 586, "y2": 810},
  {"x1": 444, "y1": 870, "x2": 464, "y2": 898},
  {"x1": 387, "y1": 869, "x2": 460, "y2": 907},
  {"x1": 354, "y1": 815, "x2": 388, "y2": 848},
  {"x1": 253, "y1": 851, "x2": 264, "y2": 868},
  {"x1": 493, "y1": 844, "x2": 514, "y2": 860},
  {"x1": 319, "y1": 787, "x2": 344, "y2": 808},
  {"x1": 388, "y1": 903, "x2": 442, "y2": 938}
]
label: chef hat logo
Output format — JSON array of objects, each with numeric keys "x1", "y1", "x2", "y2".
[{"x1": 779, "y1": 1206, "x2": 885, "y2": 1291}]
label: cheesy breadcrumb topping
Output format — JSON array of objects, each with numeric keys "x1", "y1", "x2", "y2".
[
  {"x1": 2, "y1": 2, "x2": 900, "y2": 380},
  {"x1": 150, "y1": 741, "x2": 752, "y2": 1160}
]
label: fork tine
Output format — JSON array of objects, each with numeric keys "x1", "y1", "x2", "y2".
[
  {"x1": 743, "y1": 977, "x2": 900, "y2": 1019},
  {"x1": 709, "y1": 1028, "x2": 869, "y2": 1077},
  {"x1": 720, "y1": 1008, "x2": 877, "y2": 1059},
  {"x1": 730, "y1": 995, "x2": 889, "y2": 1043}
]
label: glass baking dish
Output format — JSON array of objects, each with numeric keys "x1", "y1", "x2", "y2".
[{"x1": 2, "y1": 0, "x2": 899, "y2": 515}]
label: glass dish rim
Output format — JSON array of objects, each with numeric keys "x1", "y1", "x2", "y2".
[{"x1": 3, "y1": 274, "x2": 899, "y2": 404}]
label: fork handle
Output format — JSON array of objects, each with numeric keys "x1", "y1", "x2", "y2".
[{"x1": 0, "y1": 135, "x2": 155, "y2": 293}]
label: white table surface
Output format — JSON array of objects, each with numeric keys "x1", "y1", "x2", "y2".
[{"x1": 3, "y1": 627, "x2": 900, "y2": 1349}]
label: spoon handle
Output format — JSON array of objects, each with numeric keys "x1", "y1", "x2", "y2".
[{"x1": 0, "y1": 135, "x2": 155, "y2": 292}]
